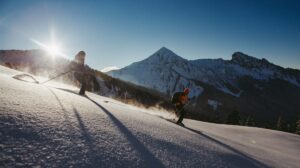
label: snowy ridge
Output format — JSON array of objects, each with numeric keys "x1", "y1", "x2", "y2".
[
  {"x1": 100, "y1": 66, "x2": 120, "y2": 73},
  {"x1": 108, "y1": 48, "x2": 300, "y2": 97},
  {"x1": 1, "y1": 65, "x2": 299, "y2": 167}
]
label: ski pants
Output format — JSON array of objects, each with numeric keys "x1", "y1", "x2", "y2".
[
  {"x1": 175, "y1": 105, "x2": 186, "y2": 124},
  {"x1": 75, "y1": 72, "x2": 86, "y2": 95}
]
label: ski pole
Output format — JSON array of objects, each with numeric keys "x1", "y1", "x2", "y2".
[{"x1": 39, "y1": 70, "x2": 72, "y2": 84}]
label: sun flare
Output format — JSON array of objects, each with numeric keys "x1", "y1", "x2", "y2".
[
  {"x1": 30, "y1": 38, "x2": 69, "y2": 59},
  {"x1": 46, "y1": 44, "x2": 61, "y2": 56}
]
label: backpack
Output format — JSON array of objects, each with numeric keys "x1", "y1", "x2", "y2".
[{"x1": 171, "y1": 92, "x2": 182, "y2": 104}]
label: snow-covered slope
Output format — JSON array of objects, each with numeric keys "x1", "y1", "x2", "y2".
[
  {"x1": 108, "y1": 47, "x2": 300, "y2": 97},
  {"x1": 1, "y1": 65, "x2": 299, "y2": 167}
]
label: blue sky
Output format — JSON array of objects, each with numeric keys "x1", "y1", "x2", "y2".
[{"x1": 0, "y1": 0, "x2": 299, "y2": 69}]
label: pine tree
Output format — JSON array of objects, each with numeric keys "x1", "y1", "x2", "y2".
[
  {"x1": 226, "y1": 110, "x2": 241, "y2": 125},
  {"x1": 276, "y1": 116, "x2": 282, "y2": 131},
  {"x1": 244, "y1": 115, "x2": 255, "y2": 126},
  {"x1": 296, "y1": 115, "x2": 300, "y2": 135}
]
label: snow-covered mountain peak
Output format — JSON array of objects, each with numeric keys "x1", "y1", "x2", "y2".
[
  {"x1": 143, "y1": 47, "x2": 186, "y2": 64},
  {"x1": 231, "y1": 52, "x2": 272, "y2": 69},
  {"x1": 155, "y1": 47, "x2": 176, "y2": 56},
  {"x1": 231, "y1": 52, "x2": 260, "y2": 64},
  {"x1": 100, "y1": 66, "x2": 120, "y2": 72}
]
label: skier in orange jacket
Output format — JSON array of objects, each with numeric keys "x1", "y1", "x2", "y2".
[{"x1": 171, "y1": 88, "x2": 190, "y2": 126}]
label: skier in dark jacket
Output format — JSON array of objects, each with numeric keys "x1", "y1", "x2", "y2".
[
  {"x1": 172, "y1": 88, "x2": 190, "y2": 126},
  {"x1": 70, "y1": 51, "x2": 86, "y2": 95}
]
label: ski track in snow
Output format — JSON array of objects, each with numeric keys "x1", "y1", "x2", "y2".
[{"x1": 1, "y1": 66, "x2": 300, "y2": 168}]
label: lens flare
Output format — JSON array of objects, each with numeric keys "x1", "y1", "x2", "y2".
[
  {"x1": 30, "y1": 38, "x2": 69, "y2": 59},
  {"x1": 47, "y1": 44, "x2": 60, "y2": 56}
]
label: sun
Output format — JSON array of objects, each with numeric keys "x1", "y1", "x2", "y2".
[
  {"x1": 46, "y1": 44, "x2": 61, "y2": 56},
  {"x1": 31, "y1": 38, "x2": 69, "y2": 58}
]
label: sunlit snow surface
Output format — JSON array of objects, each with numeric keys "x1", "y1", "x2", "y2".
[{"x1": 1, "y1": 65, "x2": 300, "y2": 167}]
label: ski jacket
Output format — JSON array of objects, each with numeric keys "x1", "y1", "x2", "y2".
[
  {"x1": 68, "y1": 52, "x2": 85, "y2": 73},
  {"x1": 179, "y1": 93, "x2": 188, "y2": 105},
  {"x1": 69, "y1": 61, "x2": 85, "y2": 73},
  {"x1": 172, "y1": 92, "x2": 188, "y2": 106}
]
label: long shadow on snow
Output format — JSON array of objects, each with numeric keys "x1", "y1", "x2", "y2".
[
  {"x1": 51, "y1": 87, "x2": 164, "y2": 167},
  {"x1": 72, "y1": 107, "x2": 107, "y2": 166},
  {"x1": 183, "y1": 127, "x2": 270, "y2": 168},
  {"x1": 139, "y1": 131, "x2": 262, "y2": 168},
  {"x1": 47, "y1": 87, "x2": 107, "y2": 166},
  {"x1": 85, "y1": 96, "x2": 165, "y2": 168},
  {"x1": 47, "y1": 88, "x2": 73, "y2": 128}
]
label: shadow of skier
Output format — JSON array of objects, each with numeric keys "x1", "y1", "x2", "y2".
[
  {"x1": 47, "y1": 88, "x2": 73, "y2": 128},
  {"x1": 183, "y1": 127, "x2": 270, "y2": 168},
  {"x1": 47, "y1": 87, "x2": 107, "y2": 166},
  {"x1": 85, "y1": 96, "x2": 165, "y2": 168},
  {"x1": 73, "y1": 107, "x2": 107, "y2": 166}
]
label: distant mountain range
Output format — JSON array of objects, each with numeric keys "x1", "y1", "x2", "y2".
[
  {"x1": 108, "y1": 47, "x2": 300, "y2": 96},
  {"x1": 107, "y1": 47, "x2": 300, "y2": 131}
]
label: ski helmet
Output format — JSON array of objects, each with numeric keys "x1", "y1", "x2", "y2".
[
  {"x1": 75, "y1": 51, "x2": 86, "y2": 64},
  {"x1": 184, "y1": 88, "x2": 190, "y2": 94}
]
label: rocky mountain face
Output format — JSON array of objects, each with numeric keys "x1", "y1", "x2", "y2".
[{"x1": 108, "y1": 47, "x2": 300, "y2": 131}]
